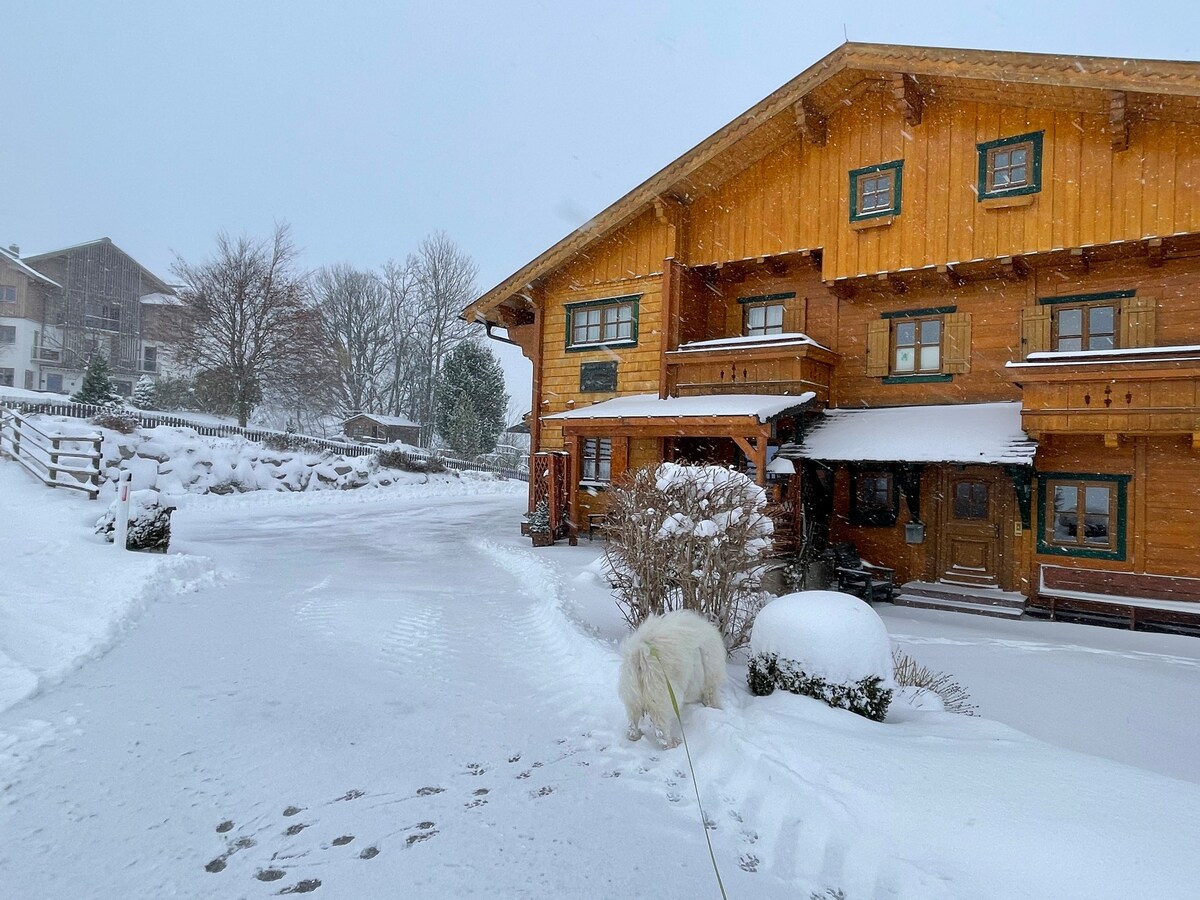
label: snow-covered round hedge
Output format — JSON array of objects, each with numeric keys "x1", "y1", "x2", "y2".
[{"x1": 747, "y1": 591, "x2": 895, "y2": 721}]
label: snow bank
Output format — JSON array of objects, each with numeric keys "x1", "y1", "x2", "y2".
[
  {"x1": 750, "y1": 590, "x2": 894, "y2": 685},
  {"x1": 0, "y1": 464, "x2": 217, "y2": 718},
  {"x1": 28, "y1": 414, "x2": 502, "y2": 499}
]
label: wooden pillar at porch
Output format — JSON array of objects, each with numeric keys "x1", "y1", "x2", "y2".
[
  {"x1": 565, "y1": 435, "x2": 582, "y2": 545},
  {"x1": 733, "y1": 434, "x2": 769, "y2": 486}
]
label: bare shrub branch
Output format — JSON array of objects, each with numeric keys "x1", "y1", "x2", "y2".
[{"x1": 604, "y1": 463, "x2": 774, "y2": 650}]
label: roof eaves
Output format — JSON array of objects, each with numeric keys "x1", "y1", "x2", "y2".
[{"x1": 467, "y1": 43, "x2": 1200, "y2": 323}]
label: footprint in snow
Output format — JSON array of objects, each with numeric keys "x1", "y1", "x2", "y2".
[
  {"x1": 416, "y1": 786, "x2": 444, "y2": 796},
  {"x1": 278, "y1": 878, "x2": 322, "y2": 894}
]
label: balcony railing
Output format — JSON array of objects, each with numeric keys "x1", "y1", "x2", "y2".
[
  {"x1": 31, "y1": 347, "x2": 62, "y2": 363},
  {"x1": 664, "y1": 333, "x2": 837, "y2": 405},
  {"x1": 1008, "y1": 345, "x2": 1200, "y2": 441}
]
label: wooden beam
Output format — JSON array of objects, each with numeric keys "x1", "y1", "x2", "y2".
[
  {"x1": 1192, "y1": 432, "x2": 1200, "y2": 451},
  {"x1": 1000, "y1": 256, "x2": 1031, "y2": 280},
  {"x1": 793, "y1": 98, "x2": 827, "y2": 146},
  {"x1": 1109, "y1": 91, "x2": 1130, "y2": 153},
  {"x1": 1147, "y1": 237, "x2": 1165, "y2": 268},
  {"x1": 1103, "y1": 433, "x2": 1120, "y2": 450},
  {"x1": 1070, "y1": 247, "x2": 1091, "y2": 273},
  {"x1": 825, "y1": 279, "x2": 856, "y2": 300},
  {"x1": 891, "y1": 73, "x2": 923, "y2": 127},
  {"x1": 936, "y1": 263, "x2": 964, "y2": 287},
  {"x1": 877, "y1": 273, "x2": 908, "y2": 294}
]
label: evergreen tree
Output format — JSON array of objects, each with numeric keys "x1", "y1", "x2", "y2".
[
  {"x1": 132, "y1": 375, "x2": 157, "y2": 410},
  {"x1": 434, "y1": 340, "x2": 508, "y2": 456},
  {"x1": 72, "y1": 355, "x2": 122, "y2": 407}
]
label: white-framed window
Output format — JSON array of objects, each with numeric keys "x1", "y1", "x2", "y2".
[
  {"x1": 0, "y1": 325, "x2": 15, "y2": 344},
  {"x1": 143, "y1": 345, "x2": 158, "y2": 372},
  {"x1": 0, "y1": 368, "x2": 13, "y2": 387},
  {"x1": 0, "y1": 285, "x2": 16, "y2": 305}
]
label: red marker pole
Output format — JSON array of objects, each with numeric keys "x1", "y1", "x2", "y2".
[{"x1": 115, "y1": 470, "x2": 132, "y2": 551}]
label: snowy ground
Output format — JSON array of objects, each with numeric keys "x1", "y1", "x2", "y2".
[{"x1": 3, "y1": 460, "x2": 1200, "y2": 898}]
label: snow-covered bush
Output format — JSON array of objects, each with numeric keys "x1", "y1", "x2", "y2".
[
  {"x1": 132, "y1": 376, "x2": 157, "y2": 410},
  {"x1": 747, "y1": 591, "x2": 895, "y2": 721},
  {"x1": 377, "y1": 446, "x2": 445, "y2": 473},
  {"x1": 605, "y1": 463, "x2": 774, "y2": 650},
  {"x1": 95, "y1": 489, "x2": 174, "y2": 552},
  {"x1": 527, "y1": 498, "x2": 551, "y2": 533},
  {"x1": 892, "y1": 649, "x2": 977, "y2": 716},
  {"x1": 92, "y1": 409, "x2": 140, "y2": 434}
]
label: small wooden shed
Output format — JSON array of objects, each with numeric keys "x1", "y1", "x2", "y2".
[{"x1": 343, "y1": 413, "x2": 421, "y2": 446}]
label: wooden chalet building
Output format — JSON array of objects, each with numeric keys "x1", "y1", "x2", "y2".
[{"x1": 464, "y1": 43, "x2": 1200, "y2": 630}]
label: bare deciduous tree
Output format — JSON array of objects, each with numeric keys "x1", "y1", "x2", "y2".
[
  {"x1": 409, "y1": 232, "x2": 477, "y2": 444},
  {"x1": 171, "y1": 224, "x2": 320, "y2": 427},
  {"x1": 311, "y1": 263, "x2": 394, "y2": 416}
]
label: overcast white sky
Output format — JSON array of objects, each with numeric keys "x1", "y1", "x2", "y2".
[{"x1": 4, "y1": 1, "x2": 1198, "y2": 405}]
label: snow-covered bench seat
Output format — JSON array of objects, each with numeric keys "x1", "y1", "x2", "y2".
[{"x1": 1031, "y1": 565, "x2": 1200, "y2": 633}]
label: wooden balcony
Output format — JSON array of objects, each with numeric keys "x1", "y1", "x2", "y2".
[
  {"x1": 1007, "y1": 345, "x2": 1200, "y2": 445},
  {"x1": 664, "y1": 333, "x2": 836, "y2": 404}
]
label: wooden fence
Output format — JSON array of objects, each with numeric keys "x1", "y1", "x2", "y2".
[
  {"x1": 0, "y1": 399, "x2": 527, "y2": 483},
  {"x1": 0, "y1": 407, "x2": 103, "y2": 499}
]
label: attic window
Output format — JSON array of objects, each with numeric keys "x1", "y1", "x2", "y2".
[
  {"x1": 978, "y1": 132, "x2": 1044, "y2": 200},
  {"x1": 850, "y1": 160, "x2": 903, "y2": 221}
]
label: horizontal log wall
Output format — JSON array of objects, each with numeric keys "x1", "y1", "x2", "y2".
[{"x1": 1034, "y1": 434, "x2": 1200, "y2": 580}]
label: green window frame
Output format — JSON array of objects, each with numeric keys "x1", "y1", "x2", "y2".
[
  {"x1": 564, "y1": 295, "x2": 640, "y2": 352},
  {"x1": 977, "y1": 131, "x2": 1044, "y2": 200},
  {"x1": 1036, "y1": 472, "x2": 1129, "y2": 560},
  {"x1": 850, "y1": 160, "x2": 903, "y2": 221}
]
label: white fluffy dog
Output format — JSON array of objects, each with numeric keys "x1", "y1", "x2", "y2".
[{"x1": 618, "y1": 609, "x2": 726, "y2": 748}]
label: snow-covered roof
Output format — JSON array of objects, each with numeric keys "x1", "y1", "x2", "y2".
[
  {"x1": 347, "y1": 413, "x2": 419, "y2": 428},
  {"x1": 544, "y1": 392, "x2": 816, "y2": 423},
  {"x1": 0, "y1": 246, "x2": 61, "y2": 288},
  {"x1": 140, "y1": 292, "x2": 182, "y2": 306},
  {"x1": 674, "y1": 332, "x2": 830, "y2": 353},
  {"x1": 791, "y1": 401, "x2": 1036, "y2": 466}
]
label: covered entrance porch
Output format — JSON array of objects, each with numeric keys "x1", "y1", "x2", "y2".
[
  {"x1": 542, "y1": 392, "x2": 817, "y2": 544},
  {"x1": 789, "y1": 401, "x2": 1037, "y2": 618}
]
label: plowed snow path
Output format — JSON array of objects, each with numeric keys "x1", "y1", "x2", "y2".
[{"x1": 0, "y1": 492, "x2": 787, "y2": 899}]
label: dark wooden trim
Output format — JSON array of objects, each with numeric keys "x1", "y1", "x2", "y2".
[{"x1": 881, "y1": 304, "x2": 956, "y2": 319}]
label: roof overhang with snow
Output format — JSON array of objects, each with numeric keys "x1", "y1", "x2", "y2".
[
  {"x1": 545, "y1": 392, "x2": 816, "y2": 427},
  {"x1": 464, "y1": 43, "x2": 1200, "y2": 325},
  {"x1": 791, "y1": 401, "x2": 1036, "y2": 466},
  {"x1": 0, "y1": 247, "x2": 61, "y2": 288}
]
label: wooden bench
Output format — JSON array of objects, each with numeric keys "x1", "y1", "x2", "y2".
[
  {"x1": 1033, "y1": 565, "x2": 1200, "y2": 632},
  {"x1": 826, "y1": 542, "x2": 895, "y2": 603}
]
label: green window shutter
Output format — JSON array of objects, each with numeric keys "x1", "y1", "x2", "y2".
[
  {"x1": 943, "y1": 312, "x2": 972, "y2": 374},
  {"x1": 866, "y1": 320, "x2": 891, "y2": 377},
  {"x1": 1119, "y1": 295, "x2": 1156, "y2": 349},
  {"x1": 1019, "y1": 306, "x2": 1051, "y2": 358}
]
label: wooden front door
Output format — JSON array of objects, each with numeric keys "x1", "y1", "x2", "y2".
[{"x1": 939, "y1": 467, "x2": 1007, "y2": 588}]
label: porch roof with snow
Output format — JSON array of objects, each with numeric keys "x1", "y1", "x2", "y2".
[
  {"x1": 791, "y1": 401, "x2": 1037, "y2": 466},
  {"x1": 544, "y1": 392, "x2": 816, "y2": 424},
  {"x1": 347, "y1": 412, "x2": 419, "y2": 428}
]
